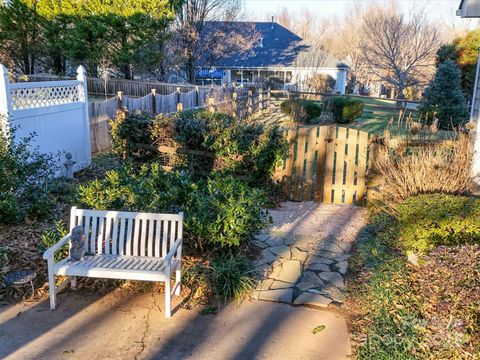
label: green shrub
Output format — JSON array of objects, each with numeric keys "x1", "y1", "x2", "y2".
[
  {"x1": 397, "y1": 194, "x2": 480, "y2": 254},
  {"x1": 38, "y1": 220, "x2": 69, "y2": 262},
  {"x1": 111, "y1": 109, "x2": 287, "y2": 185},
  {"x1": 110, "y1": 110, "x2": 158, "y2": 159},
  {"x1": 182, "y1": 254, "x2": 256, "y2": 305},
  {"x1": 0, "y1": 127, "x2": 57, "y2": 223},
  {"x1": 419, "y1": 60, "x2": 468, "y2": 128},
  {"x1": 210, "y1": 254, "x2": 256, "y2": 303},
  {"x1": 280, "y1": 99, "x2": 322, "y2": 123},
  {"x1": 329, "y1": 96, "x2": 364, "y2": 124},
  {"x1": 78, "y1": 163, "x2": 269, "y2": 251}
]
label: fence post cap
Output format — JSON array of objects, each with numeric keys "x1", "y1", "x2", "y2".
[
  {"x1": 0, "y1": 64, "x2": 8, "y2": 77},
  {"x1": 76, "y1": 65, "x2": 86, "y2": 77},
  {"x1": 176, "y1": 87, "x2": 181, "y2": 92},
  {"x1": 151, "y1": 88, "x2": 156, "y2": 95}
]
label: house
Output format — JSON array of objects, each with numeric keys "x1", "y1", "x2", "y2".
[
  {"x1": 457, "y1": 0, "x2": 480, "y2": 17},
  {"x1": 196, "y1": 21, "x2": 349, "y2": 94}
]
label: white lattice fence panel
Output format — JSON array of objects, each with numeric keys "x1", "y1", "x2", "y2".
[{"x1": 10, "y1": 81, "x2": 84, "y2": 110}]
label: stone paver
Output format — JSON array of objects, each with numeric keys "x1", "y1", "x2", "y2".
[{"x1": 252, "y1": 201, "x2": 367, "y2": 307}]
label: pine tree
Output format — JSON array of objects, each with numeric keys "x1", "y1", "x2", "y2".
[{"x1": 419, "y1": 60, "x2": 468, "y2": 128}]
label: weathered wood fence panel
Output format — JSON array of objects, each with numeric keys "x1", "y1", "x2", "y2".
[
  {"x1": 88, "y1": 97, "x2": 118, "y2": 153},
  {"x1": 27, "y1": 74, "x2": 211, "y2": 97},
  {"x1": 89, "y1": 88, "x2": 270, "y2": 153},
  {"x1": 276, "y1": 125, "x2": 372, "y2": 206}
]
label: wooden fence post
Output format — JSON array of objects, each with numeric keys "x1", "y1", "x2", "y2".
[
  {"x1": 176, "y1": 87, "x2": 181, "y2": 112},
  {"x1": 195, "y1": 86, "x2": 199, "y2": 107},
  {"x1": 222, "y1": 83, "x2": 227, "y2": 101},
  {"x1": 248, "y1": 90, "x2": 253, "y2": 116},
  {"x1": 117, "y1": 91, "x2": 123, "y2": 111},
  {"x1": 267, "y1": 87, "x2": 271, "y2": 111},
  {"x1": 232, "y1": 91, "x2": 238, "y2": 117},
  {"x1": 151, "y1": 88, "x2": 156, "y2": 114},
  {"x1": 208, "y1": 96, "x2": 216, "y2": 113},
  {"x1": 258, "y1": 88, "x2": 263, "y2": 113}
]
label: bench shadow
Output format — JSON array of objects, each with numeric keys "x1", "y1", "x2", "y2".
[{"x1": 0, "y1": 287, "x2": 126, "y2": 359}]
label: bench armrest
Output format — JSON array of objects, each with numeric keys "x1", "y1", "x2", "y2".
[
  {"x1": 164, "y1": 238, "x2": 183, "y2": 264},
  {"x1": 43, "y1": 234, "x2": 71, "y2": 260}
]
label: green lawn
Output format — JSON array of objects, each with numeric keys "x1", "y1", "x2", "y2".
[{"x1": 337, "y1": 96, "x2": 455, "y2": 140}]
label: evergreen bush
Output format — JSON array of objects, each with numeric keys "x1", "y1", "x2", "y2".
[
  {"x1": 78, "y1": 163, "x2": 270, "y2": 252},
  {"x1": 419, "y1": 60, "x2": 468, "y2": 128},
  {"x1": 0, "y1": 127, "x2": 57, "y2": 223},
  {"x1": 280, "y1": 99, "x2": 322, "y2": 123}
]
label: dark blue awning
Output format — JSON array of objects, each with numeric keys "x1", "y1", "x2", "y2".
[{"x1": 196, "y1": 68, "x2": 225, "y2": 78}]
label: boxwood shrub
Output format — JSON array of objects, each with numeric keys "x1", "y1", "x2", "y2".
[
  {"x1": 280, "y1": 99, "x2": 322, "y2": 123},
  {"x1": 396, "y1": 194, "x2": 480, "y2": 254},
  {"x1": 0, "y1": 128, "x2": 57, "y2": 223},
  {"x1": 329, "y1": 96, "x2": 364, "y2": 124},
  {"x1": 78, "y1": 162, "x2": 270, "y2": 252}
]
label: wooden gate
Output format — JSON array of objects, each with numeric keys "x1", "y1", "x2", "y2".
[{"x1": 275, "y1": 125, "x2": 372, "y2": 206}]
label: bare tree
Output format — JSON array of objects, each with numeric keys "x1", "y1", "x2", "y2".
[
  {"x1": 360, "y1": 5, "x2": 441, "y2": 98},
  {"x1": 170, "y1": 0, "x2": 258, "y2": 83}
]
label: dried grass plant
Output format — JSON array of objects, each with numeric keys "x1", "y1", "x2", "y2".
[{"x1": 372, "y1": 134, "x2": 472, "y2": 212}]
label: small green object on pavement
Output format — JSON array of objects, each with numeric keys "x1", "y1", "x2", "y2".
[{"x1": 312, "y1": 325, "x2": 326, "y2": 334}]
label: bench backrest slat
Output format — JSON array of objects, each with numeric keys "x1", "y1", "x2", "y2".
[{"x1": 70, "y1": 207, "x2": 183, "y2": 258}]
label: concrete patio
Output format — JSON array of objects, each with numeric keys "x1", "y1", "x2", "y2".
[{"x1": 0, "y1": 289, "x2": 351, "y2": 360}]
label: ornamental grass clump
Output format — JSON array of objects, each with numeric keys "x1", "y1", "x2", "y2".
[{"x1": 373, "y1": 135, "x2": 472, "y2": 212}]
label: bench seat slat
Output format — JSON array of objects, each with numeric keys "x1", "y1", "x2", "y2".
[{"x1": 54, "y1": 255, "x2": 171, "y2": 281}]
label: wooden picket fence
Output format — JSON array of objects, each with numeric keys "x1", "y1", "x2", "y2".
[
  {"x1": 89, "y1": 87, "x2": 270, "y2": 153},
  {"x1": 27, "y1": 74, "x2": 210, "y2": 97},
  {"x1": 274, "y1": 125, "x2": 372, "y2": 206}
]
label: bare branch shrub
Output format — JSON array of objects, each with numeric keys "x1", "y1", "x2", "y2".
[{"x1": 373, "y1": 135, "x2": 472, "y2": 211}]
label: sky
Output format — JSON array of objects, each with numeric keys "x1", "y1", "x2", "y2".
[{"x1": 243, "y1": 0, "x2": 477, "y2": 31}]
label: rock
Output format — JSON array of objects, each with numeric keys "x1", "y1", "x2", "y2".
[
  {"x1": 320, "y1": 284, "x2": 346, "y2": 303},
  {"x1": 254, "y1": 264, "x2": 271, "y2": 278},
  {"x1": 296, "y1": 271, "x2": 324, "y2": 291},
  {"x1": 318, "y1": 271, "x2": 345, "y2": 289},
  {"x1": 270, "y1": 260, "x2": 302, "y2": 284},
  {"x1": 335, "y1": 261, "x2": 348, "y2": 275},
  {"x1": 304, "y1": 263, "x2": 330, "y2": 272},
  {"x1": 294, "y1": 235, "x2": 318, "y2": 249},
  {"x1": 305, "y1": 255, "x2": 334, "y2": 265},
  {"x1": 312, "y1": 251, "x2": 350, "y2": 262},
  {"x1": 265, "y1": 237, "x2": 286, "y2": 247},
  {"x1": 254, "y1": 233, "x2": 270, "y2": 242},
  {"x1": 256, "y1": 278, "x2": 273, "y2": 291},
  {"x1": 319, "y1": 242, "x2": 347, "y2": 254},
  {"x1": 293, "y1": 292, "x2": 332, "y2": 307},
  {"x1": 270, "y1": 280, "x2": 293, "y2": 290},
  {"x1": 252, "y1": 240, "x2": 269, "y2": 249},
  {"x1": 268, "y1": 245, "x2": 291, "y2": 258},
  {"x1": 257, "y1": 288, "x2": 293, "y2": 304},
  {"x1": 290, "y1": 247, "x2": 309, "y2": 262},
  {"x1": 407, "y1": 252, "x2": 419, "y2": 266}
]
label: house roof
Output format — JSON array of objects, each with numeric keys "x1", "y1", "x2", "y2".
[{"x1": 202, "y1": 21, "x2": 348, "y2": 70}]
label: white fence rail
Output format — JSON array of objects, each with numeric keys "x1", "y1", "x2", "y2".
[{"x1": 0, "y1": 65, "x2": 91, "y2": 174}]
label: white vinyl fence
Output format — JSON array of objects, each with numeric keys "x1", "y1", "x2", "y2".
[{"x1": 0, "y1": 65, "x2": 91, "y2": 174}]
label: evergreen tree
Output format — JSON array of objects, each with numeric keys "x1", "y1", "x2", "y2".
[{"x1": 419, "y1": 60, "x2": 468, "y2": 129}]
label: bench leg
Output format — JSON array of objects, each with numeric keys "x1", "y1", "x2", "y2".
[
  {"x1": 71, "y1": 276, "x2": 77, "y2": 289},
  {"x1": 165, "y1": 279, "x2": 171, "y2": 318},
  {"x1": 47, "y1": 258, "x2": 56, "y2": 310},
  {"x1": 174, "y1": 269, "x2": 181, "y2": 296}
]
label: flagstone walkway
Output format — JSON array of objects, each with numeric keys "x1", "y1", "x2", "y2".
[{"x1": 252, "y1": 202, "x2": 368, "y2": 307}]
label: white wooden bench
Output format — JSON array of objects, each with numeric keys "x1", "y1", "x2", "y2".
[{"x1": 43, "y1": 207, "x2": 183, "y2": 318}]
